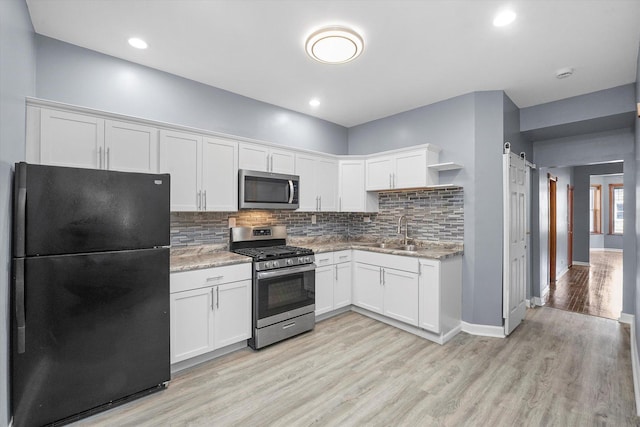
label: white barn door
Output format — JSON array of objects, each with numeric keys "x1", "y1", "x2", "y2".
[{"x1": 503, "y1": 147, "x2": 528, "y2": 335}]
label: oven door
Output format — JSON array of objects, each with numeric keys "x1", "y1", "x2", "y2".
[{"x1": 255, "y1": 264, "x2": 315, "y2": 328}]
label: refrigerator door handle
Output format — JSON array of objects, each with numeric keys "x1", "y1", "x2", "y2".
[
  {"x1": 15, "y1": 186, "x2": 27, "y2": 257},
  {"x1": 14, "y1": 259, "x2": 26, "y2": 354}
]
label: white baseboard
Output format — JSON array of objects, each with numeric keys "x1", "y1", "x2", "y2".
[
  {"x1": 461, "y1": 321, "x2": 506, "y2": 338},
  {"x1": 619, "y1": 312, "x2": 634, "y2": 324},
  {"x1": 590, "y1": 247, "x2": 623, "y2": 252},
  {"x1": 171, "y1": 341, "x2": 247, "y2": 374},
  {"x1": 629, "y1": 315, "x2": 640, "y2": 416},
  {"x1": 556, "y1": 266, "x2": 569, "y2": 280},
  {"x1": 531, "y1": 297, "x2": 544, "y2": 307},
  {"x1": 572, "y1": 261, "x2": 590, "y2": 267}
]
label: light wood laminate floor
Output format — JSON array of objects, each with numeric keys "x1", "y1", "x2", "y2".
[
  {"x1": 544, "y1": 250, "x2": 623, "y2": 319},
  {"x1": 75, "y1": 308, "x2": 637, "y2": 426}
]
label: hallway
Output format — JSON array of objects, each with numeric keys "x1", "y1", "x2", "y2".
[{"x1": 543, "y1": 250, "x2": 623, "y2": 319}]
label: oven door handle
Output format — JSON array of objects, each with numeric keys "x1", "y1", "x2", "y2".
[{"x1": 256, "y1": 263, "x2": 316, "y2": 280}]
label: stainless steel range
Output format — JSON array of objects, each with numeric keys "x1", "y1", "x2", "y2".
[{"x1": 230, "y1": 226, "x2": 315, "y2": 349}]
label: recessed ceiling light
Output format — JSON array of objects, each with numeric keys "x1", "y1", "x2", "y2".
[
  {"x1": 128, "y1": 37, "x2": 148, "y2": 49},
  {"x1": 309, "y1": 98, "x2": 321, "y2": 107},
  {"x1": 493, "y1": 10, "x2": 516, "y2": 27},
  {"x1": 305, "y1": 26, "x2": 364, "y2": 64}
]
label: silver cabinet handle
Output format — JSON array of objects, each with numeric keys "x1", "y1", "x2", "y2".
[
  {"x1": 203, "y1": 190, "x2": 207, "y2": 211},
  {"x1": 339, "y1": 197, "x2": 342, "y2": 212},
  {"x1": 210, "y1": 288, "x2": 214, "y2": 310},
  {"x1": 106, "y1": 147, "x2": 110, "y2": 170},
  {"x1": 98, "y1": 147, "x2": 103, "y2": 169},
  {"x1": 379, "y1": 268, "x2": 382, "y2": 284},
  {"x1": 392, "y1": 173, "x2": 395, "y2": 188},
  {"x1": 319, "y1": 196, "x2": 322, "y2": 211},
  {"x1": 389, "y1": 173, "x2": 392, "y2": 188},
  {"x1": 197, "y1": 190, "x2": 201, "y2": 210},
  {"x1": 335, "y1": 264, "x2": 338, "y2": 281},
  {"x1": 382, "y1": 268, "x2": 386, "y2": 285},
  {"x1": 206, "y1": 275, "x2": 224, "y2": 282},
  {"x1": 216, "y1": 286, "x2": 220, "y2": 309},
  {"x1": 270, "y1": 154, "x2": 274, "y2": 171},
  {"x1": 316, "y1": 196, "x2": 319, "y2": 211},
  {"x1": 266, "y1": 154, "x2": 270, "y2": 171}
]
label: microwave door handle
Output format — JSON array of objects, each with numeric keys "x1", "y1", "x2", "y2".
[
  {"x1": 288, "y1": 180, "x2": 294, "y2": 204},
  {"x1": 257, "y1": 263, "x2": 316, "y2": 280}
]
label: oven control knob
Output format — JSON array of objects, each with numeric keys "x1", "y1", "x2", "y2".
[
  {"x1": 298, "y1": 257, "x2": 304, "y2": 263},
  {"x1": 304, "y1": 256, "x2": 311, "y2": 263},
  {"x1": 264, "y1": 261, "x2": 272, "y2": 269},
  {"x1": 286, "y1": 259, "x2": 294, "y2": 265},
  {"x1": 273, "y1": 261, "x2": 280, "y2": 268}
]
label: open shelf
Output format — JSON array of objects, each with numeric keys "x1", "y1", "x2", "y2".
[{"x1": 428, "y1": 162, "x2": 463, "y2": 171}]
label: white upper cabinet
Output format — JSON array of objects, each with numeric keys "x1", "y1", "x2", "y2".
[
  {"x1": 201, "y1": 137, "x2": 238, "y2": 211},
  {"x1": 338, "y1": 159, "x2": 378, "y2": 212},
  {"x1": 160, "y1": 131, "x2": 238, "y2": 212},
  {"x1": 105, "y1": 120, "x2": 158, "y2": 173},
  {"x1": 159, "y1": 130, "x2": 201, "y2": 211},
  {"x1": 39, "y1": 109, "x2": 104, "y2": 169},
  {"x1": 365, "y1": 146, "x2": 440, "y2": 191},
  {"x1": 295, "y1": 153, "x2": 338, "y2": 212},
  {"x1": 36, "y1": 109, "x2": 159, "y2": 173},
  {"x1": 238, "y1": 142, "x2": 295, "y2": 174}
]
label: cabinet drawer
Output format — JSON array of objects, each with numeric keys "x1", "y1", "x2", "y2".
[
  {"x1": 333, "y1": 250, "x2": 352, "y2": 263},
  {"x1": 171, "y1": 263, "x2": 252, "y2": 293},
  {"x1": 353, "y1": 250, "x2": 418, "y2": 273},
  {"x1": 315, "y1": 252, "x2": 334, "y2": 266}
]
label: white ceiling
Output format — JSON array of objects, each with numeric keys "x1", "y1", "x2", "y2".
[{"x1": 26, "y1": 0, "x2": 640, "y2": 128}]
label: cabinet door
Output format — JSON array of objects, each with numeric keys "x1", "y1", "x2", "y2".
[
  {"x1": 40, "y1": 109, "x2": 104, "y2": 169},
  {"x1": 419, "y1": 260, "x2": 441, "y2": 332},
  {"x1": 170, "y1": 287, "x2": 215, "y2": 363},
  {"x1": 105, "y1": 120, "x2": 158, "y2": 173},
  {"x1": 339, "y1": 160, "x2": 365, "y2": 212},
  {"x1": 334, "y1": 262, "x2": 352, "y2": 309},
  {"x1": 394, "y1": 150, "x2": 426, "y2": 189},
  {"x1": 315, "y1": 265, "x2": 335, "y2": 316},
  {"x1": 295, "y1": 154, "x2": 318, "y2": 212},
  {"x1": 365, "y1": 156, "x2": 393, "y2": 191},
  {"x1": 159, "y1": 130, "x2": 201, "y2": 211},
  {"x1": 214, "y1": 280, "x2": 251, "y2": 348},
  {"x1": 270, "y1": 148, "x2": 296, "y2": 174},
  {"x1": 353, "y1": 263, "x2": 383, "y2": 314},
  {"x1": 238, "y1": 143, "x2": 269, "y2": 172},
  {"x1": 202, "y1": 137, "x2": 238, "y2": 211},
  {"x1": 383, "y1": 268, "x2": 419, "y2": 326},
  {"x1": 317, "y1": 158, "x2": 338, "y2": 211}
]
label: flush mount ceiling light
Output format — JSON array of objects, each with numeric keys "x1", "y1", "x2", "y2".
[
  {"x1": 128, "y1": 37, "x2": 148, "y2": 49},
  {"x1": 305, "y1": 26, "x2": 364, "y2": 64},
  {"x1": 493, "y1": 10, "x2": 516, "y2": 27}
]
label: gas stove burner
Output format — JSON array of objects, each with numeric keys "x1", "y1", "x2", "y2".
[{"x1": 233, "y1": 245, "x2": 314, "y2": 261}]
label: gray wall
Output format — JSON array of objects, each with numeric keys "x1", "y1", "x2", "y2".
[
  {"x1": 635, "y1": 43, "x2": 640, "y2": 360},
  {"x1": 348, "y1": 91, "x2": 512, "y2": 327},
  {"x1": 0, "y1": 0, "x2": 36, "y2": 424},
  {"x1": 531, "y1": 103, "x2": 635, "y2": 315},
  {"x1": 35, "y1": 36, "x2": 348, "y2": 155}
]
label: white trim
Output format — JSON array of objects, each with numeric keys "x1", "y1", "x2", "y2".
[
  {"x1": 571, "y1": 261, "x2": 590, "y2": 267},
  {"x1": 556, "y1": 266, "x2": 569, "y2": 280},
  {"x1": 315, "y1": 306, "x2": 351, "y2": 323},
  {"x1": 461, "y1": 321, "x2": 506, "y2": 338},
  {"x1": 630, "y1": 315, "x2": 640, "y2": 416},
  {"x1": 531, "y1": 296, "x2": 544, "y2": 307},
  {"x1": 590, "y1": 247, "x2": 623, "y2": 253},
  {"x1": 619, "y1": 312, "x2": 634, "y2": 324},
  {"x1": 171, "y1": 341, "x2": 247, "y2": 374}
]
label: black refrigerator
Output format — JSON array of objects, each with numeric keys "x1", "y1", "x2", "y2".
[{"x1": 11, "y1": 162, "x2": 171, "y2": 427}]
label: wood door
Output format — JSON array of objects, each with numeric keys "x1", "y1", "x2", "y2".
[
  {"x1": 549, "y1": 175, "x2": 557, "y2": 283},
  {"x1": 567, "y1": 185, "x2": 574, "y2": 268},
  {"x1": 503, "y1": 151, "x2": 528, "y2": 335}
]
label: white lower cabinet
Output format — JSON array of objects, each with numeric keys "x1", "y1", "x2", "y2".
[
  {"x1": 353, "y1": 251, "x2": 419, "y2": 327},
  {"x1": 418, "y1": 257, "x2": 462, "y2": 335},
  {"x1": 170, "y1": 264, "x2": 251, "y2": 364},
  {"x1": 315, "y1": 251, "x2": 352, "y2": 317}
]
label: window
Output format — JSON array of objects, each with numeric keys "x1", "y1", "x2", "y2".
[
  {"x1": 609, "y1": 184, "x2": 623, "y2": 234},
  {"x1": 589, "y1": 184, "x2": 601, "y2": 234}
]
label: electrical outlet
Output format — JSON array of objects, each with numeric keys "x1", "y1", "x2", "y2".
[
  {"x1": 363, "y1": 216, "x2": 371, "y2": 223},
  {"x1": 228, "y1": 217, "x2": 236, "y2": 227},
  {"x1": 311, "y1": 214, "x2": 317, "y2": 225}
]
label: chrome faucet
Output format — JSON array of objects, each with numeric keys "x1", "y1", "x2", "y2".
[{"x1": 397, "y1": 215, "x2": 408, "y2": 246}]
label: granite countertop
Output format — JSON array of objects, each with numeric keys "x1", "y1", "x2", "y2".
[
  {"x1": 170, "y1": 244, "x2": 251, "y2": 272},
  {"x1": 171, "y1": 237, "x2": 463, "y2": 273}
]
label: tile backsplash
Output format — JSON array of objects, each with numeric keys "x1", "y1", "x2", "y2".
[{"x1": 171, "y1": 187, "x2": 464, "y2": 247}]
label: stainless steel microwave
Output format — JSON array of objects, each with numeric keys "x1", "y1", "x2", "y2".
[{"x1": 239, "y1": 169, "x2": 299, "y2": 210}]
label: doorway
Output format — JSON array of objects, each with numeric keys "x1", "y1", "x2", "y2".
[{"x1": 548, "y1": 174, "x2": 557, "y2": 284}]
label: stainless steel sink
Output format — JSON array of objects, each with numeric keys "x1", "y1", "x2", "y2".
[{"x1": 357, "y1": 242, "x2": 417, "y2": 252}]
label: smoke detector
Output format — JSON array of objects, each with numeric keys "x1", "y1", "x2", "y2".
[{"x1": 556, "y1": 67, "x2": 574, "y2": 79}]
